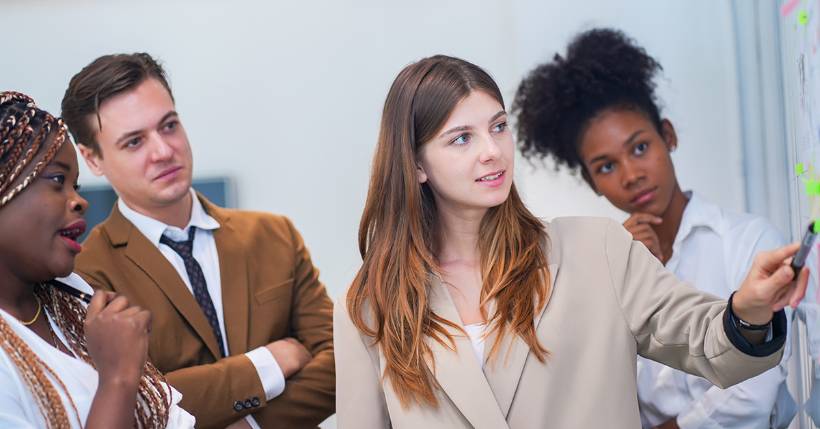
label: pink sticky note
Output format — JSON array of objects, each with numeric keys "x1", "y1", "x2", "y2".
[{"x1": 782, "y1": 0, "x2": 800, "y2": 17}]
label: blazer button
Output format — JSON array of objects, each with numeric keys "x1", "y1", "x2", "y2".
[
  {"x1": 251, "y1": 397, "x2": 261, "y2": 407},
  {"x1": 244, "y1": 399, "x2": 253, "y2": 409},
  {"x1": 233, "y1": 401, "x2": 244, "y2": 412}
]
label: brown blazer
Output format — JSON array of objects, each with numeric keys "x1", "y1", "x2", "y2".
[
  {"x1": 76, "y1": 195, "x2": 334, "y2": 429},
  {"x1": 334, "y1": 217, "x2": 785, "y2": 429}
]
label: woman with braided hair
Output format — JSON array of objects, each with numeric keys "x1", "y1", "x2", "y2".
[{"x1": 0, "y1": 91, "x2": 195, "y2": 428}]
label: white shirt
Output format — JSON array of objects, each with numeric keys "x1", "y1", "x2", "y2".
[
  {"x1": 637, "y1": 192, "x2": 789, "y2": 429},
  {"x1": 463, "y1": 323, "x2": 486, "y2": 368},
  {"x1": 118, "y1": 190, "x2": 285, "y2": 429},
  {"x1": 0, "y1": 273, "x2": 196, "y2": 428}
]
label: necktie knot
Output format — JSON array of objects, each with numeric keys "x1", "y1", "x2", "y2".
[{"x1": 160, "y1": 226, "x2": 196, "y2": 256}]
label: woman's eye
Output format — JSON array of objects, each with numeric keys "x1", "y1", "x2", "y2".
[
  {"x1": 491, "y1": 122, "x2": 508, "y2": 133},
  {"x1": 46, "y1": 174, "x2": 66, "y2": 185},
  {"x1": 451, "y1": 133, "x2": 471, "y2": 146},
  {"x1": 634, "y1": 142, "x2": 648, "y2": 155},
  {"x1": 598, "y1": 162, "x2": 614, "y2": 174}
]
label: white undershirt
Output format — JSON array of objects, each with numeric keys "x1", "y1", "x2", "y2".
[{"x1": 464, "y1": 323, "x2": 486, "y2": 368}]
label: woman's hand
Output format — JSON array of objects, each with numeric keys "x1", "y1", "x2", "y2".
[
  {"x1": 84, "y1": 291, "x2": 152, "y2": 386},
  {"x1": 623, "y1": 213, "x2": 664, "y2": 261},
  {"x1": 733, "y1": 243, "x2": 809, "y2": 325}
]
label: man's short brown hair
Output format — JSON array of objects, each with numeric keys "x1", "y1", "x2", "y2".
[{"x1": 61, "y1": 53, "x2": 174, "y2": 155}]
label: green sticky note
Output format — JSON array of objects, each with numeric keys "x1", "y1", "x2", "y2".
[
  {"x1": 806, "y1": 180, "x2": 820, "y2": 195},
  {"x1": 813, "y1": 221, "x2": 820, "y2": 234},
  {"x1": 799, "y1": 10, "x2": 809, "y2": 25},
  {"x1": 797, "y1": 162, "x2": 806, "y2": 175}
]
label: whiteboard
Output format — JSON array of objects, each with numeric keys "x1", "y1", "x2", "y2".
[{"x1": 780, "y1": 1, "x2": 820, "y2": 427}]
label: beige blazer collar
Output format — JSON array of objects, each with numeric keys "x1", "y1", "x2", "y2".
[{"x1": 426, "y1": 259, "x2": 558, "y2": 427}]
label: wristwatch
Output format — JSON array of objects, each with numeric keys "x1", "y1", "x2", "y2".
[{"x1": 728, "y1": 291, "x2": 772, "y2": 331}]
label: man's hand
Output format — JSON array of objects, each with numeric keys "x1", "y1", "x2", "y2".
[{"x1": 265, "y1": 338, "x2": 312, "y2": 378}]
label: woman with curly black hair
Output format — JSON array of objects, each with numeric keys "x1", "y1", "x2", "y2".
[{"x1": 514, "y1": 28, "x2": 792, "y2": 429}]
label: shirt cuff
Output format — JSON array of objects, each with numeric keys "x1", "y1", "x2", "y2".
[
  {"x1": 245, "y1": 347, "x2": 286, "y2": 401},
  {"x1": 244, "y1": 415, "x2": 261, "y2": 429},
  {"x1": 724, "y1": 292, "x2": 787, "y2": 357}
]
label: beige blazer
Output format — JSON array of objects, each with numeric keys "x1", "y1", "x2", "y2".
[{"x1": 334, "y1": 217, "x2": 784, "y2": 429}]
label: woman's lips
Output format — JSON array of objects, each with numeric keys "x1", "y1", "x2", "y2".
[
  {"x1": 631, "y1": 188, "x2": 657, "y2": 206},
  {"x1": 476, "y1": 170, "x2": 506, "y2": 188},
  {"x1": 60, "y1": 236, "x2": 83, "y2": 253},
  {"x1": 58, "y1": 220, "x2": 86, "y2": 253}
]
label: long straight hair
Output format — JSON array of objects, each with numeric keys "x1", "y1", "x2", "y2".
[{"x1": 347, "y1": 55, "x2": 550, "y2": 408}]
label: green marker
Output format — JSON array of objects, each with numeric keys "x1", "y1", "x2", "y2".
[{"x1": 799, "y1": 10, "x2": 809, "y2": 25}]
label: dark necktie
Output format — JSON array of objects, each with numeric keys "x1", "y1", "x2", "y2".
[{"x1": 160, "y1": 226, "x2": 226, "y2": 358}]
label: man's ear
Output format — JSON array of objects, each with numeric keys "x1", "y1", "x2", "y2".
[
  {"x1": 77, "y1": 144, "x2": 104, "y2": 177},
  {"x1": 660, "y1": 119, "x2": 678, "y2": 152}
]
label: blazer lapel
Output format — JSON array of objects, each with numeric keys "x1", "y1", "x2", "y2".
[
  {"x1": 106, "y1": 203, "x2": 223, "y2": 360},
  {"x1": 205, "y1": 199, "x2": 250, "y2": 356},
  {"x1": 427, "y1": 275, "x2": 509, "y2": 429},
  {"x1": 482, "y1": 262, "x2": 559, "y2": 418}
]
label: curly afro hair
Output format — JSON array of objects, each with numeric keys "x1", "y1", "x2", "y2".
[{"x1": 513, "y1": 28, "x2": 664, "y2": 173}]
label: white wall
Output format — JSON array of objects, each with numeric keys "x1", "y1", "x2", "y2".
[
  {"x1": 2, "y1": 0, "x2": 747, "y2": 427},
  {"x1": 2, "y1": 0, "x2": 745, "y2": 302},
  {"x1": 509, "y1": 0, "x2": 746, "y2": 223}
]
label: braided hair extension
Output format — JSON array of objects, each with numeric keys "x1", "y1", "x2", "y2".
[
  {"x1": 0, "y1": 91, "x2": 170, "y2": 428},
  {"x1": 0, "y1": 92, "x2": 65, "y2": 207},
  {"x1": 38, "y1": 285, "x2": 171, "y2": 428}
]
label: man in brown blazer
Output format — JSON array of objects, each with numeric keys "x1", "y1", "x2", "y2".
[{"x1": 61, "y1": 53, "x2": 334, "y2": 429}]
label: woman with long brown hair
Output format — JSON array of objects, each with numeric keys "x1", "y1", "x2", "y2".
[
  {"x1": 334, "y1": 56, "x2": 808, "y2": 428},
  {"x1": 0, "y1": 91, "x2": 195, "y2": 428}
]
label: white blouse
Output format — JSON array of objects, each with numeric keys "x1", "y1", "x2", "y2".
[
  {"x1": 0, "y1": 273, "x2": 196, "y2": 428},
  {"x1": 636, "y1": 192, "x2": 788, "y2": 428},
  {"x1": 463, "y1": 323, "x2": 486, "y2": 368}
]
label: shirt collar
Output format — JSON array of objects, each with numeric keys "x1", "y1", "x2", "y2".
[
  {"x1": 673, "y1": 191, "x2": 724, "y2": 248},
  {"x1": 118, "y1": 188, "x2": 220, "y2": 246}
]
